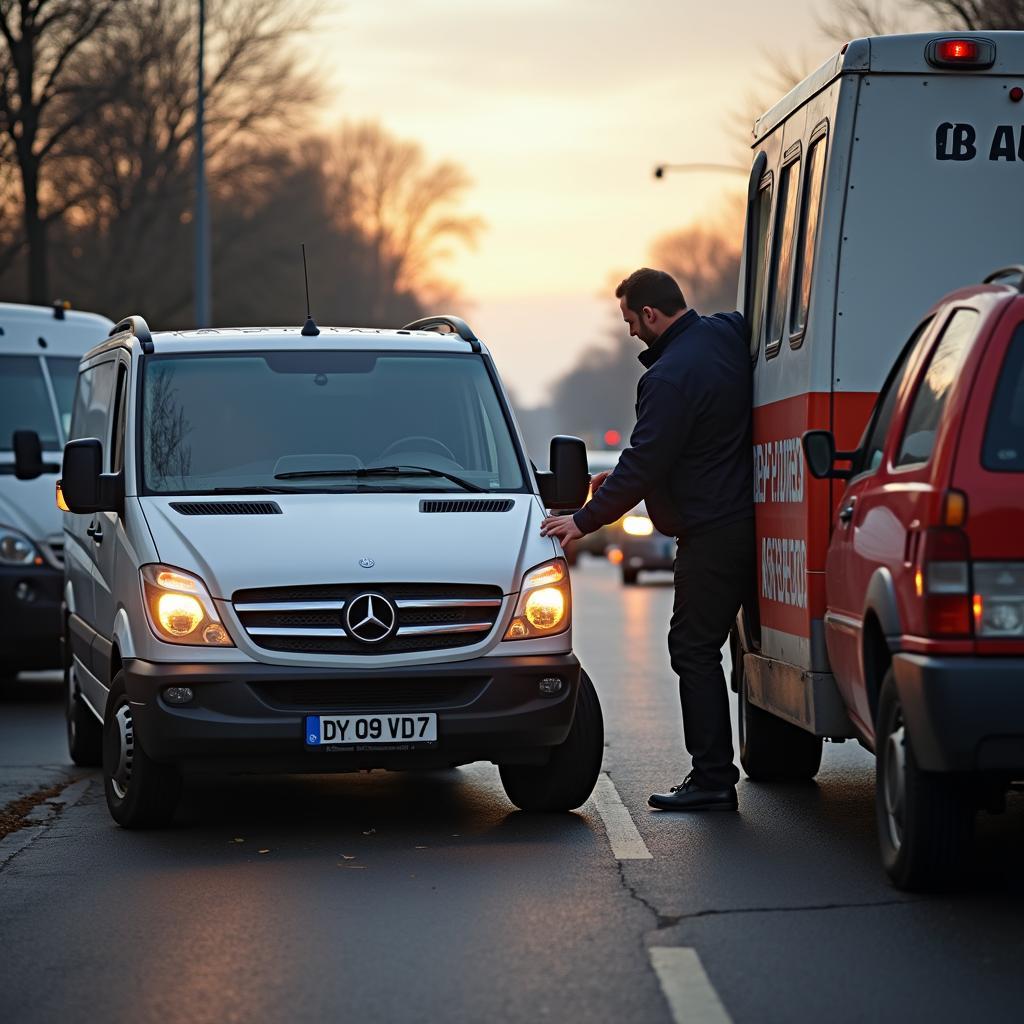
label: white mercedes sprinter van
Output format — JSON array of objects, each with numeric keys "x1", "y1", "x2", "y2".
[
  {"x1": 0, "y1": 301, "x2": 113, "y2": 680},
  {"x1": 60, "y1": 314, "x2": 603, "y2": 827}
]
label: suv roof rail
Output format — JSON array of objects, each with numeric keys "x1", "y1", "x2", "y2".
[
  {"x1": 402, "y1": 315, "x2": 481, "y2": 353},
  {"x1": 110, "y1": 314, "x2": 154, "y2": 353},
  {"x1": 983, "y1": 266, "x2": 1024, "y2": 292}
]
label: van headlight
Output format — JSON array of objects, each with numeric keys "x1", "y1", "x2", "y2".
[
  {"x1": 140, "y1": 565, "x2": 234, "y2": 646},
  {"x1": 0, "y1": 525, "x2": 43, "y2": 566},
  {"x1": 504, "y1": 559, "x2": 571, "y2": 640}
]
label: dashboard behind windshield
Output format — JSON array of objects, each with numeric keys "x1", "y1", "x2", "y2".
[{"x1": 140, "y1": 351, "x2": 527, "y2": 494}]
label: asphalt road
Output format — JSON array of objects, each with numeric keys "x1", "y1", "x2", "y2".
[{"x1": 1, "y1": 559, "x2": 1023, "y2": 1023}]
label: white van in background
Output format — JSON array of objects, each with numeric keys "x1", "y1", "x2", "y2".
[
  {"x1": 733, "y1": 32, "x2": 1024, "y2": 775},
  {"x1": 0, "y1": 302, "x2": 113, "y2": 681}
]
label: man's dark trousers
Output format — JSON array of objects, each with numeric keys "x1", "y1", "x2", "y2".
[{"x1": 669, "y1": 517, "x2": 755, "y2": 789}]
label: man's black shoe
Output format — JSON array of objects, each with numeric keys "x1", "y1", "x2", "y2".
[{"x1": 648, "y1": 773, "x2": 738, "y2": 812}]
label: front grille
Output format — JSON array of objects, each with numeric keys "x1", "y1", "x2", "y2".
[
  {"x1": 233, "y1": 582, "x2": 504, "y2": 656},
  {"x1": 252, "y1": 677, "x2": 489, "y2": 711}
]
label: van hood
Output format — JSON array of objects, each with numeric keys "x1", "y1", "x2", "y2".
[
  {"x1": 0, "y1": 472, "x2": 61, "y2": 546},
  {"x1": 139, "y1": 493, "x2": 555, "y2": 599}
]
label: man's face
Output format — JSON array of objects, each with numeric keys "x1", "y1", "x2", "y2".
[{"x1": 620, "y1": 297, "x2": 658, "y2": 346}]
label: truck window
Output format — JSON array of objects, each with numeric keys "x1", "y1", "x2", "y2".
[
  {"x1": 0, "y1": 356, "x2": 59, "y2": 450},
  {"x1": 790, "y1": 134, "x2": 826, "y2": 343},
  {"x1": 765, "y1": 157, "x2": 800, "y2": 357},
  {"x1": 747, "y1": 178, "x2": 772, "y2": 359},
  {"x1": 45, "y1": 357, "x2": 81, "y2": 440},
  {"x1": 982, "y1": 322, "x2": 1024, "y2": 472},
  {"x1": 895, "y1": 309, "x2": 979, "y2": 468}
]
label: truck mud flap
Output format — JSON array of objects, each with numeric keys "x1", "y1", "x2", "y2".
[{"x1": 743, "y1": 653, "x2": 856, "y2": 738}]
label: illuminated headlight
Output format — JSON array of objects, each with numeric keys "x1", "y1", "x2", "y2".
[
  {"x1": 0, "y1": 526, "x2": 43, "y2": 566},
  {"x1": 974, "y1": 563, "x2": 1024, "y2": 637},
  {"x1": 141, "y1": 565, "x2": 234, "y2": 646},
  {"x1": 622, "y1": 515, "x2": 654, "y2": 537},
  {"x1": 504, "y1": 559, "x2": 571, "y2": 640}
]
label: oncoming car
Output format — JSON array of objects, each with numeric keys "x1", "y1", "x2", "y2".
[
  {"x1": 606, "y1": 501, "x2": 675, "y2": 585},
  {"x1": 52, "y1": 313, "x2": 604, "y2": 828}
]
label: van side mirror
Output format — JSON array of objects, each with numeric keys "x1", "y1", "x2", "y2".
[
  {"x1": 60, "y1": 438, "x2": 123, "y2": 514},
  {"x1": 13, "y1": 430, "x2": 44, "y2": 480},
  {"x1": 802, "y1": 430, "x2": 854, "y2": 480},
  {"x1": 537, "y1": 435, "x2": 589, "y2": 510}
]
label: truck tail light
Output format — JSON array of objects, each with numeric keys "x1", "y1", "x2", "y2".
[
  {"x1": 973, "y1": 563, "x2": 1024, "y2": 637},
  {"x1": 915, "y1": 528, "x2": 972, "y2": 637},
  {"x1": 926, "y1": 36, "x2": 995, "y2": 69}
]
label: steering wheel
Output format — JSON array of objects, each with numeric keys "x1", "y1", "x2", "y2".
[{"x1": 379, "y1": 435, "x2": 457, "y2": 462}]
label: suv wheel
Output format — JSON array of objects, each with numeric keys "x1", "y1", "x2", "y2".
[
  {"x1": 103, "y1": 671, "x2": 181, "y2": 828},
  {"x1": 66, "y1": 660, "x2": 102, "y2": 767},
  {"x1": 500, "y1": 670, "x2": 604, "y2": 812},
  {"x1": 875, "y1": 669, "x2": 974, "y2": 890},
  {"x1": 738, "y1": 662, "x2": 822, "y2": 781}
]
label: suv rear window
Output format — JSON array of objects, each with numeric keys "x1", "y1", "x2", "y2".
[{"x1": 983, "y1": 322, "x2": 1024, "y2": 472}]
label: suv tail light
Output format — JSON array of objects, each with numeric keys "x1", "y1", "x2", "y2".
[
  {"x1": 914, "y1": 528, "x2": 972, "y2": 636},
  {"x1": 973, "y1": 563, "x2": 1024, "y2": 637}
]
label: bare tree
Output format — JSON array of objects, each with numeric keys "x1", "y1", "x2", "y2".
[
  {"x1": 0, "y1": 0, "x2": 122, "y2": 302},
  {"x1": 820, "y1": 0, "x2": 1023, "y2": 45},
  {"x1": 324, "y1": 121, "x2": 484, "y2": 320}
]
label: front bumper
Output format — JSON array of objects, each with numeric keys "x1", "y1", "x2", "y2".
[
  {"x1": 0, "y1": 564, "x2": 62, "y2": 672},
  {"x1": 124, "y1": 653, "x2": 581, "y2": 773},
  {"x1": 892, "y1": 653, "x2": 1024, "y2": 774}
]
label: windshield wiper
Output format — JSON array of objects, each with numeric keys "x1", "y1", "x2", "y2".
[
  {"x1": 274, "y1": 464, "x2": 486, "y2": 493},
  {"x1": 208, "y1": 485, "x2": 321, "y2": 494}
]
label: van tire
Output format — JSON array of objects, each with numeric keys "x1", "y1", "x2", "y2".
[
  {"x1": 739, "y1": 669, "x2": 822, "y2": 781},
  {"x1": 499, "y1": 670, "x2": 604, "y2": 812},
  {"x1": 875, "y1": 669, "x2": 974, "y2": 891},
  {"x1": 66, "y1": 664, "x2": 102, "y2": 767},
  {"x1": 103, "y1": 672, "x2": 181, "y2": 828}
]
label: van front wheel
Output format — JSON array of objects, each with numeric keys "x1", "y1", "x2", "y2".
[
  {"x1": 500, "y1": 670, "x2": 604, "y2": 812},
  {"x1": 103, "y1": 672, "x2": 181, "y2": 828}
]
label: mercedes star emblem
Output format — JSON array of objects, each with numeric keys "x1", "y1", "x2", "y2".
[
  {"x1": 359, "y1": 557, "x2": 375, "y2": 568},
  {"x1": 344, "y1": 592, "x2": 397, "y2": 644}
]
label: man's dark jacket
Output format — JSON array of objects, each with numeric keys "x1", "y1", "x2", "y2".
[{"x1": 573, "y1": 308, "x2": 753, "y2": 539}]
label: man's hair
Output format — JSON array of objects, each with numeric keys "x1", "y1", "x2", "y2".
[{"x1": 615, "y1": 268, "x2": 686, "y2": 316}]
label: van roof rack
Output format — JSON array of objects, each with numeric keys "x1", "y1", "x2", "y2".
[
  {"x1": 402, "y1": 315, "x2": 481, "y2": 353},
  {"x1": 983, "y1": 266, "x2": 1024, "y2": 293},
  {"x1": 110, "y1": 314, "x2": 154, "y2": 353}
]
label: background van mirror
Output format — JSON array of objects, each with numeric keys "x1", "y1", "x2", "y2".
[{"x1": 13, "y1": 430, "x2": 44, "y2": 480}]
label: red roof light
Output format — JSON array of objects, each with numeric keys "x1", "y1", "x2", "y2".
[{"x1": 937, "y1": 39, "x2": 978, "y2": 61}]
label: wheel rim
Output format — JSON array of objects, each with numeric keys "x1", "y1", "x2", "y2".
[
  {"x1": 111, "y1": 704, "x2": 135, "y2": 800},
  {"x1": 883, "y1": 711, "x2": 907, "y2": 851}
]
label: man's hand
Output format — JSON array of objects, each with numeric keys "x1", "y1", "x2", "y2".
[
  {"x1": 541, "y1": 513, "x2": 583, "y2": 546},
  {"x1": 590, "y1": 470, "x2": 611, "y2": 495}
]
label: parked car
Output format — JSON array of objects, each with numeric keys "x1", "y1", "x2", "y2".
[
  {"x1": 36, "y1": 313, "x2": 605, "y2": 828},
  {"x1": 606, "y1": 500, "x2": 675, "y2": 585},
  {"x1": 800, "y1": 267, "x2": 1024, "y2": 888},
  {"x1": 0, "y1": 301, "x2": 113, "y2": 681}
]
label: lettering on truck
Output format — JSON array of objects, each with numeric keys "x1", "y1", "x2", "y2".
[{"x1": 753, "y1": 436, "x2": 805, "y2": 504}]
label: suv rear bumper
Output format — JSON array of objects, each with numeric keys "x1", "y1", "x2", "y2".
[
  {"x1": 0, "y1": 564, "x2": 62, "y2": 672},
  {"x1": 892, "y1": 653, "x2": 1024, "y2": 774},
  {"x1": 123, "y1": 653, "x2": 581, "y2": 773}
]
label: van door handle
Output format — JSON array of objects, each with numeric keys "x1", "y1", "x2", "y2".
[
  {"x1": 839, "y1": 499, "x2": 856, "y2": 525},
  {"x1": 86, "y1": 522, "x2": 103, "y2": 543}
]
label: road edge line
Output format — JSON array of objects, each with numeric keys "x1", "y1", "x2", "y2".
[
  {"x1": 649, "y1": 946, "x2": 733, "y2": 1024},
  {"x1": 592, "y1": 771, "x2": 652, "y2": 860}
]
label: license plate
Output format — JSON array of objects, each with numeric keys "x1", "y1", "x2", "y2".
[{"x1": 304, "y1": 713, "x2": 437, "y2": 747}]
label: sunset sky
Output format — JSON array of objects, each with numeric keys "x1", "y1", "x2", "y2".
[{"x1": 311, "y1": 0, "x2": 915, "y2": 403}]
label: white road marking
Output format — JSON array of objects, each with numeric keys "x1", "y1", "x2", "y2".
[
  {"x1": 649, "y1": 947, "x2": 733, "y2": 1024},
  {"x1": 592, "y1": 771, "x2": 652, "y2": 860}
]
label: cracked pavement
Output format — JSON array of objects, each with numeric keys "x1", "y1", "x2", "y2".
[{"x1": 1, "y1": 561, "x2": 1023, "y2": 1023}]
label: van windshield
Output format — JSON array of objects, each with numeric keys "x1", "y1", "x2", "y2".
[
  {"x1": 141, "y1": 351, "x2": 526, "y2": 494},
  {"x1": 983, "y1": 324, "x2": 1024, "y2": 473}
]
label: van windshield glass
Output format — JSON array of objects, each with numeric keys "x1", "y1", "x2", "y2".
[
  {"x1": 0, "y1": 355, "x2": 59, "y2": 451},
  {"x1": 46, "y1": 357, "x2": 80, "y2": 438},
  {"x1": 141, "y1": 352, "x2": 526, "y2": 494},
  {"x1": 983, "y1": 323, "x2": 1024, "y2": 473}
]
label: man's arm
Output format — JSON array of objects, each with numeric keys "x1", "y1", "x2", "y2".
[{"x1": 572, "y1": 375, "x2": 696, "y2": 535}]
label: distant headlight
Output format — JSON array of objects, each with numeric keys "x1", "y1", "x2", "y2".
[
  {"x1": 140, "y1": 565, "x2": 234, "y2": 647},
  {"x1": 504, "y1": 559, "x2": 571, "y2": 640},
  {"x1": 622, "y1": 515, "x2": 654, "y2": 537},
  {"x1": 0, "y1": 526, "x2": 43, "y2": 566}
]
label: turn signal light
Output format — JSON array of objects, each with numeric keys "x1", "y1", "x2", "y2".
[
  {"x1": 55, "y1": 481, "x2": 69, "y2": 512},
  {"x1": 504, "y1": 559, "x2": 571, "y2": 640},
  {"x1": 140, "y1": 564, "x2": 234, "y2": 647}
]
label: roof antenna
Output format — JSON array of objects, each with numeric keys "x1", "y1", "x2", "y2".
[{"x1": 300, "y1": 243, "x2": 320, "y2": 337}]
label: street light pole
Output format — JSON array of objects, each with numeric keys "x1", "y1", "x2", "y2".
[
  {"x1": 194, "y1": 0, "x2": 211, "y2": 327},
  {"x1": 653, "y1": 162, "x2": 748, "y2": 179}
]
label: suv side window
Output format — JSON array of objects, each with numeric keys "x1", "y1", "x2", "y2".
[
  {"x1": 765, "y1": 155, "x2": 800, "y2": 357},
  {"x1": 983, "y1": 322, "x2": 1024, "y2": 472},
  {"x1": 859, "y1": 318, "x2": 933, "y2": 474},
  {"x1": 746, "y1": 177, "x2": 773, "y2": 360},
  {"x1": 110, "y1": 362, "x2": 130, "y2": 474},
  {"x1": 896, "y1": 309, "x2": 979, "y2": 468},
  {"x1": 68, "y1": 360, "x2": 116, "y2": 445}
]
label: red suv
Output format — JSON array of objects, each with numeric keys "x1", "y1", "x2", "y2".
[{"x1": 803, "y1": 267, "x2": 1024, "y2": 890}]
